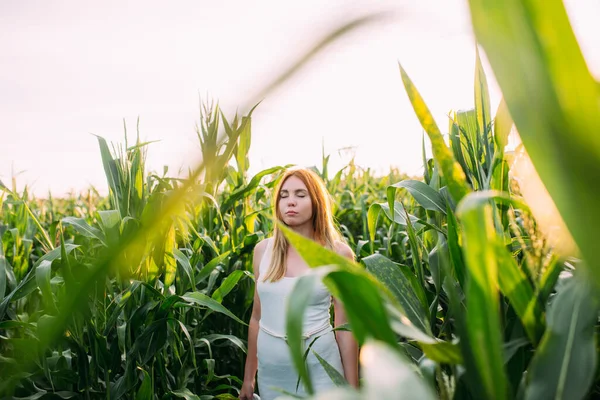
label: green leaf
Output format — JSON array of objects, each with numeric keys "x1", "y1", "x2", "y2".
[
  {"x1": 366, "y1": 203, "x2": 380, "y2": 244},
  {"x1": 402, "y1": 204, "x2": 425, "y2": 288},
  {"x1": 446, "y1": 206, "x2": 466, "y2": 289},
  {"x1": 98, "y1": 210, "x2": 121, "y2": 247},
  {"x1": 37, "y1": 315, "x2": 58, "y2": 344},
  {"x1": 386, "y1": 305, "x2": 463, "y2": 365},
  {"x1": 456, "y1": 190, "x2": 530, "y2": 213},
  {"x1": 388, "y1": 180, "x2": 446, "y2": 214},
  {"x1": 98, "y1": 210, "x2": 121, "y2": 232},
  {"x1": 361, "y1": 340, "x2": 436, "y2": 400},
  {"x1": 428, "y1": 233, "x2": 448, "y2": 293},
  {"x1": 212, "y1": 270, "x2": 251, "y2": 303},
  {"x1": 493, "y1": 98, "x2": 512, "y2": 151},
  {"x1": 220, "y1": 166, "x2": 284, "y2": 213},
  {"x1": 135, "y1": 368, "x2": 153, "y2": 400},
  {"x1": 203, "y1": 333, "x2": 247, "y2": 353},
  {"x1": 537, "y1": 256, "x2": 563, "y2": 305},
  {"x1": 399, "y1": 63, "x2": 471, "y2": 203},
  {"x1": 475, "y1": 46, "x2": 491, "y2": 141},
  {"x1": 278, "y1": 224, "x2": 361, "y2": 274},
  {"x1": 61, "y1": 217, "x2": 106, "y2": 245},
  {"x1": 235, "y1": 117, "x2": 252, "y2": 180},
  {"x1": 367, "y1": 201, "x2": 419, "y2": 243},
  {"x1": 490, "y1": 159, "x2": 510, "y2": 193},
  {"x1": 422, "y1": 133, "x2": 431, "y2": 185},
  {"x1": 525, "y1": 272, "x2": 599, "y2": 400},
  {"x1": 503, "y1": 337, "x2": 529, "y2": 365},
  {"x1": 174, "y1": 248, "x2": 195, "y2": 291},
  {"x1": 134, "y1": 318, "x2": 169, "y2": 364},
  {"x1": 468, "y1": 0, "x2": 600, "y2": 287},
  {"x1": 449, "y1": 114, "x2": 472, "y2": 187},
  {"x1": 173, "y1": 319, "x2": 196, "y2": 368},
  {"x1": 362, "y1": 254, "x2": 430, "y2": 334},
  {"x1": 277, "y1": 388, "x2": 361, "y2": 400},
  {"x1": 95, "y1": 134, "x2": 122, "y2": 216},
  {"x1": 419, "y1": 340, "x2": 463, "y2": 365},
  {"x1": 0, "y1": 320, "x2": 35, "y2": 330},
  {"x1": 455, "y1": 109, "x2": 483, "y2": 189},
  {"x1": 197, "y1": 251, "x2": 230, "y2": 283},
  {"x1": 163, "y1": 225, "x2": 177, "y2": 287},
  {"x1": 313, "y1": 350, "x2": 348, "y2": 386},
  {"x1": 494, "y1": 242, "x2": 544, "y2": 344},
  {"x1": 170, "y1": 388, "x2": 201, "y2": 400},
  {"x1": 325, "y1": 270, "x2": 397, "y2": 347},
  {"x1": 0, "y1": 244, "x2": 6, "y2": 300},
  {"x1": 456, "y1": 193, "x2": 509, "y2": 399},
  {"x1": 286, "y1": 273, "x2": 319, "y2": 394},
  {"x1": 204, "y1": 358, "x2": 215, "y2": 384},
  {"x1": 36, "y1": 260, "x2": 56, "y2": 313},
  {"x1": 0, "y1": 244, "x2": 78, "y2": 319},
  {"x1": 181, "y1": 291, "x2": 246, "y2": 326},
  {"x1": 281, "y1": 226, "x2": 398, "y2": 348}
]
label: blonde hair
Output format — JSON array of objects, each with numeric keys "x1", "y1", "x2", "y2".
[{"x1": 263, "y1": 167, "x2": 341, "y2": 282}]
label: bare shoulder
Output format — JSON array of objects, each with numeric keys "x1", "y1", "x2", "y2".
[
  {"x1": 334, "y1": 240, "x2": 354, "y2": 260},
  {"x1": 253, "y1": 237, "x2": 271, "y2": 260},
  {"x1": 252, "y1": 238, "x2": 271, "y2": 279}
]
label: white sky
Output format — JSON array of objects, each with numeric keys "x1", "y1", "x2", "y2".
[{"x1": 1, "y1": 0, "x2": 599, "y2": 197}]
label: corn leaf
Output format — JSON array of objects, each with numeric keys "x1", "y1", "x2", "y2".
[
  {"x1": 363, "y1": 254, "x2": 430, "y2": 334},
  {"x1": 525, "y1": 271, "x2": 598, "y2": 400},
  {"x1": 387, "y1": 180, "x2": 446, "y2": 214},
  {"x1": 474, "y1": 47, "x2": 491, "y2": 143},
  {"x1": 286, "y1": 273, "x2": 320, "y2": 394},
  {"x1": 399, "y1": 64, "x2": 471, "y2": 203},
  {"x1": 456, "y1": 193, "x2": 509, "y2": 399},
  {"x1": 468, "y1": 0, "x2": 600, "y2": 286},
  {"x1": 61, "y1": 217, "x2": 106, "y2": 245},
  {"x1": 313, "y1": 351, "x2": 348, "y2": 387},
  {"x1": 361, "y1": 340, "x2": 436, "y2": 400},
  {"x1": 181, "y1": 292, "x2": 246, "y2": 326}
]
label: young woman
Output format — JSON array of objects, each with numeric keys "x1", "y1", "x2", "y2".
[{"x1": 239, "y1": 167, "x2": 359, "y2": 400}]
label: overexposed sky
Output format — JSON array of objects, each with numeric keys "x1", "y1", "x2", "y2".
[{"x1": 1, "y1": 0, "x2": 599, "y2": 197}]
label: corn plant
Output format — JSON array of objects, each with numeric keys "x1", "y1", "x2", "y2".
[
  {"x1": 0, "y1": 15, "x2": 386, "y2": 398},
  {"x1": 0, "y1": 103, "x2": 269, "y2": 399},
  {"x1": 280, "y1": 18, "x2": 599, "y2": 399}
]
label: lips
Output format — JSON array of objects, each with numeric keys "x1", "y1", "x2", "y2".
[{"x1": 285, "y1": 211, "x2": 298, "y2": 216}]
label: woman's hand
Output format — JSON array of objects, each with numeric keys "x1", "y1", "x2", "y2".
[{"x1": 239, "y1": 380, "x2": 255, "y2": 400}]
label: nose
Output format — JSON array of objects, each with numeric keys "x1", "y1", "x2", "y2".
[{"x1": 287, "y1": 197, "x2": 296, "y2": 206}]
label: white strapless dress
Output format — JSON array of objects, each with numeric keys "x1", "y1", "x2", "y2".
[{"x1": 256, "y1": 238, "x2": 343, "y2": 400}]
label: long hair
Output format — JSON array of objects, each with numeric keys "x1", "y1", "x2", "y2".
[{"x1": 263, "y1": 167, "x2": 342, "y2": 282}]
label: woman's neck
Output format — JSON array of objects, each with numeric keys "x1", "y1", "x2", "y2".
[{"x1": 289, "y1": 224, "x2": 316, "y2": 241}]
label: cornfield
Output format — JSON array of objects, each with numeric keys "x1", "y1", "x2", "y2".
[{"x1": 1, "y1": 0, "x2": 599, "y2": 399}]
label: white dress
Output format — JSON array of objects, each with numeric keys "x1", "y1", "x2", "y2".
[{"x1": 256, "y1": 238, "x2": 344, "y2": 400}]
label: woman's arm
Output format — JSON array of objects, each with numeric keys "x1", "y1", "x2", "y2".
[
  {"x1": 334, "y1": 297, "x2": 359, "y2": 388},
  {"x1": 240, "y1": 294, "x2": 260, "y2": 398},
  {"x1": 333, "y1": 241, "x2": 359, "y2": 388},
  {"x1": 240, "y1": 240, "x2": 266, "y2": 400}
]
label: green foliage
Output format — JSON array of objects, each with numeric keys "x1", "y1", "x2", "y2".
[
  {"x1": 2, "y1": 3, "x2": 600, "y2": 399},
  {"x1": 0, "y1": 96, "x2": 401, "y2": 398},
  {"x1": 278, "y1": 20, "x2": 600, "y2": 398}
]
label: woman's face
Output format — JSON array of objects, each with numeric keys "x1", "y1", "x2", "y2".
[{"x1": 279, "y1": 175, "x2": 313, "y2": 228}]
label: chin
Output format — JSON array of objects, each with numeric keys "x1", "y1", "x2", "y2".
[{"x1": 282, "y1": 217, "x2": 301, "y2": 226}]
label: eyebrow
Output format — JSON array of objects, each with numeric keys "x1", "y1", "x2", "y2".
[{"x1": 280, "y1": 189, "x2": 307, "y2": 193}]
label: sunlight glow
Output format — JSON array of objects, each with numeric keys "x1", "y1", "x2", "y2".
[{"x1": 1, "y1": 0, "x2": 598, "y2": 197}]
